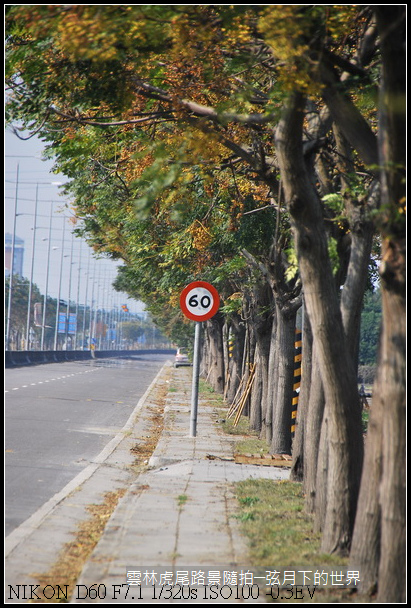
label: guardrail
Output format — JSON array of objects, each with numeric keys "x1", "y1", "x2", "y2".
[{"x1": 5, "y1": 349, "x2": 176, "y2": 368}]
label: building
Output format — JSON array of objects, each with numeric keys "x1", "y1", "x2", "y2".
[{"x1": 5, "y1": 232, "x2": 24, "y2": 278}]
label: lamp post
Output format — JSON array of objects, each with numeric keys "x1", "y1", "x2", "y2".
[
  {"x1": 74, "y1": 238, "x2": 83, "y2": 350},
  {"x1": 40, "y1": 201, "x2": 54, "y2": 350},
  {"x1": 6, "y1": 165, "x2": 19, "y2": 350},
  {"x1": 82, "y1": 251, "x2": 92, "y2": 350},
  {"x1": 25, "y1": 185, "x2": 39, "y2": 350},
  {"x1": 54, "y1": 217, "x2": 66, "y2": 350},
  {"x1": 93, "y1": 265, "x2": 102, "y2": 350},
  {"x1": 65, "y1": 233, "x2": 75, "y2": 351},
  {"x1": 88, "y1": 265, "x2": 97, "y2": 350}
]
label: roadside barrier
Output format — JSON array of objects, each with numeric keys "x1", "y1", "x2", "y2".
[
  {"x1": 5, "y1": 349, "x2": 176, "y2": 368},
  {"x1": 291, "y1": 329, "x2": 302, "y2": 438}
]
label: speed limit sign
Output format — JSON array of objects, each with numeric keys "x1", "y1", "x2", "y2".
[{"x1": 180, "y1": 281, "x2": 220, "y2": 322}]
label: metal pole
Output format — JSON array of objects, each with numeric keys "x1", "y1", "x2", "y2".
[
  {"x1": 54, "y1": 217, "x2": 66, "y2": 350},
  {"x1": 6, "y1": 165, "x2": 19, "y2": 350},
  {"x1": 41, "y1": 201, "x2": 53, "y2": 350},
  {"x1": 93, "y1": 265, "x2": 101, "y2": 349},
  {"x1": 190, "y1": 321, "x2": 202, "y2": 437},
  {"x1": 82, "y1": 250, "x2": 91, "y2": 349},
  {"x1": 26, "y1": 184, "x2": 39, "y2": 349},
  {"x1": 88, "y1": 264, "x2": 96, "y2": 349},
  {"x1": 74, "y1": 238, "x2": 83, "y2": 350},
  {"x1": 65, "y1": 232, "x2": 75, "y2": 349}
]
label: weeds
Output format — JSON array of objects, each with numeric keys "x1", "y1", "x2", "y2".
[{"x1": 177, "y1": 494, "x2": 189, "y2": 506}]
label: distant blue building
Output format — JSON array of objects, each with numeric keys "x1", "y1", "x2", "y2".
[{"x1": 5, "y1": 232, "x2": 24, "y2": 277}]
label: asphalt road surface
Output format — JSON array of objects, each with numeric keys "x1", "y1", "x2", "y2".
[{"x1": 5, "y1": 353, "x2": 172, "y2": 537}]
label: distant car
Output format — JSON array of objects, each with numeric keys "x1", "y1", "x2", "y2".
[{"x1": 174, "y1": 347, "x2": 191, "y2": 368}]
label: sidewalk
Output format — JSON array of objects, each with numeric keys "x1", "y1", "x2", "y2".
[
  {"x1": 6, "y1": 362, "x2": 290, "y2": 604},
  {"x1": 72, "y1": 363, "x2": 289, "y2": 603}
]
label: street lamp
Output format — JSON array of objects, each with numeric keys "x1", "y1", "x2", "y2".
[
  {"x1": 6, "y1": 165, "x2": 19, "y2": 350},
  {"x1": 74, "y1": 238, "x2": 84, "y2": 350},
  {"x1": 54, "y1": 217, "x2": 66, "y2": 350},
  {"x1": 25, "y1": 185, "x2": 39, "y2": 350},
  {"x1": 82, "y1": 251, "x2": 92, "y2": 350},
  {"x1": 40, "y1": 201, "x2": 54, "y2": 350},
  {"x1": 64, "y1": 233, "x2": 75, "y2": 350}
]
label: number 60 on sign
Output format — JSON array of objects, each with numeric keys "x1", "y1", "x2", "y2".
[{"x1": 179, "y1": 281, "x2": 220, "y2": 322}]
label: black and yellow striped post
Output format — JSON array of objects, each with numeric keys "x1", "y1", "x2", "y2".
[
  {"x1": 228, "y1": 335, "x2": 234, "y2": 359},
  {"x1": 291, "y1": 329, "x2": 302, "y2": 438}
]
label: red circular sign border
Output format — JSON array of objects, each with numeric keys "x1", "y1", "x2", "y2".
[{"x1": 180, "y1": 281, "x2": 220, "y2": 322}]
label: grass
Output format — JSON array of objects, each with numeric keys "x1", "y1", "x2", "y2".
[
  {"x1": 362, "y1": 409, "x2": 370, "y2": 433},
  {"x1": 31, "y1": 489, "x2": 127, "y2": 603},
  {"x1": 232, "y1": 479, "x2": 371, "y2": 603},
  {"x1": 177, "y1": 494, "x2": 189, "y2": 506},
  {"x1": 234, "y1": 479, "x2": 325, "y2": 567},
  {"x1": 217, "y1": 405, "x2": 271, "y2": 456},
  {"x1": 195, "y1": 380, "x2": 374, "y2": 603}
]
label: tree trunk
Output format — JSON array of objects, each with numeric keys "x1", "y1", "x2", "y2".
[
  {"x1": 333, "y1": 123, "x2": 379, "y2": 365},
  {"x1": 263, "y1": 315, "x2": 277, "y2": 443},
  {"x1": 374, "y1": 7, "x2": 407, "y2": 592},
  {"x1": 348, "y1": 365, "x2": 382, "y2": 595},
  {"x1": 248, "y1": 283, "x2": 273, "y2": 433},
  {"x1": 204, "y1": 313, "x2": 225, "y2": 393},
  {"x1": 291, "y1": 303, "x2": 312, "y2": 481},
  {"x1": 350, "y1": 241, "x2": 405, "y2": 603},
  {"x1": 375, "y1": 257, "x2": 406, "y2": 602},
  {"x1": 224, "y1": 314, "x2": 246, "y2": 404},
  {"x1": 349, "y1": 8, "x2": 406, "y2": 601},
  {"x1": 248, "y1": 342, "x2": 263, "y2": 432},
  {"x1": 270, "y1": 302, "x2": 296, "y2": 454},
  {"x1": 275, "y1": 92, "x2": 364, "y2": 554},
  {"x1": 313, "y1": 402, "x2": 329, "y2": 534},
  {"x1": 303, "y1": 344, "x2": 325, "y2": 514}
]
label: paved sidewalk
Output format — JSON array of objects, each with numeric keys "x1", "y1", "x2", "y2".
[
  {"x1": 5, "y1": 361, "x2": 290, "y2": 604},
  {"x1": 72, "y1": 364, "x2": 289, "y2": 603}
]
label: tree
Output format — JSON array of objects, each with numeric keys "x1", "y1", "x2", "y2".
[
  {"x1": 275, "y1": 91, "x2": 364, "y2": 553},
  {"x1": 5, "y1": 275, "x2": 44, "y2": 349},
  {"x1": 5, "y1": 6, "x2": 405, "y2": 597},
  {"x1": 349, "y1": 7, "x2": 406, "y2": 602}
]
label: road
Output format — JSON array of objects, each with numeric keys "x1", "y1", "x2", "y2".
[{"x1": 5, "y1": 353, "x2": 172, "y2": 537}]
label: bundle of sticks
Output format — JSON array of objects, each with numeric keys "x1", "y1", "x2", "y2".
[{"x1": 226, "y1": 363, "x2": 256, "y2": 427}]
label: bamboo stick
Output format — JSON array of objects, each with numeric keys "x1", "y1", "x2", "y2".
[{"x1": 233, "y1": 363, "x2": 256, "y2": 426}]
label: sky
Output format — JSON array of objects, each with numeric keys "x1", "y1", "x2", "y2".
[{"x1": 5, "y1": 127, "x2": 145, "y2": 314}]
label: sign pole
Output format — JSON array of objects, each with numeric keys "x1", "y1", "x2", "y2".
[
  {"x1": 190, "y1": 321, "x2": 202, "y2": 438},
  {"x1": 180, "y1": 281, "x2": 219, "y2": 437}
]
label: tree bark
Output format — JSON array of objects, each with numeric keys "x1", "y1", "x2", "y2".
[
  {"x1": 248, "y1": 283, "x2": 273, "y2": 433},
  {"x1": 204, "y1": 313, "x2": 225, "y2": 394},
  {"x1": 263, "y1": 315, "x2": 277, "y2": 443},
  {"x1": 291, "y1": 303, "x2": 312, "y2": 481},
  {"x1": 241, "y1": 247, "x2": 301, "y2": 449},
  {"x1": 270, "y1": 301, "x2": 297, "y2": 454},
  {"x1": 313, "y1": 402, "x2": 329, "y2": 534},
  {"x1": 303, "y1": 344, "x2": 325, "y2": 514},
  {"x1": 333, "y1": 123, "x2": 379, "y2": 365},
  {"x1": 224, "y1": 313, "x2": 246, "y2": 404},
  {"x1": 275, "y1": 92, "x2": 364, "y2": 554},
  {"x1": 348, "y1": 364, "x2": 382, "y2": 595},
  {"x1": 349, "y1": 8, "x2": 406, "y2": 601},
  {"x1": 248, "y1": 343, "x2": 263, "y2": 432},
  {"x1": 376, "y1": 257, "x2": 406, "y2": 602}
]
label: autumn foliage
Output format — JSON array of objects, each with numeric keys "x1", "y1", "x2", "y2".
[{"x1": 5, "y1": 5, "x2": 405, "y2": 602}]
